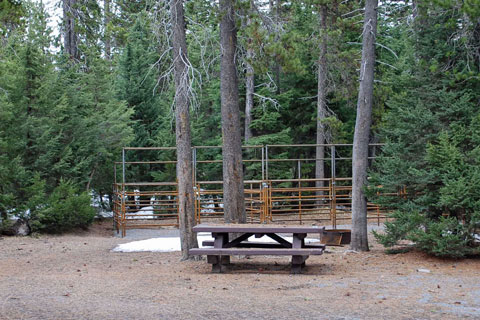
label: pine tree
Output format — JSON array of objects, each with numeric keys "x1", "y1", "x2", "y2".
[
  {"x1": 116, "y1": 14, "x2": 166, "y2": 181},
  {"x1": 170, "y1": 0, "x2": 199, "y2": 259},
  {"x1": 0, "y1": 2, "x2": 134, "y2": 232},
  {"x1": 220, "y1": 0, "x2": 246, "y2": 223},
  {"x1": 370, "y1": 1, "x2": 480, "y2": 257},
  {"x1": 351, "y1": 0, "x2": 378, "y2": 252}
]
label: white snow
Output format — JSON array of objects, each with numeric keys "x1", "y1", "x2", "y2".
[
  {"x1": 97, "y1": 211, "x2": 113, "y2": 218},
  {"x1": 112, "y1": 233, "x2": 319, "y2": 253},
  {"x1": 126, "y1": 206, "x2": 155, "y2": 219},
  {"x1": 112, "y1": 233, "x2": 213, "y2": 253},
  {"x1": 200, "y1": 199, "x2": 216, "y2": 213}
]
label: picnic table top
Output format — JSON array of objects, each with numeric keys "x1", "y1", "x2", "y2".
[{"x1": 193, "y1": 223, "x2": 325, "y2": 234}]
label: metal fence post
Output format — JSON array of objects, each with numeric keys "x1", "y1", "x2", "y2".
[
  {"x1": 265, "y1": 145, "x2": 269, "y2": 180},
  {"x1": 331, "y1": 145, "x2": 336, "y2": 229}
]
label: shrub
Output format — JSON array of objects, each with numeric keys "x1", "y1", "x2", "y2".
[
  {"x1": 374, "y1": 212, "x2": 479, "y2": 258},
  {"x1": 410, "y1": 217, "x2": 474, "y2": 258},
  {"x1": 30, "y1": 180, "x2": 95, "y2": 233}
]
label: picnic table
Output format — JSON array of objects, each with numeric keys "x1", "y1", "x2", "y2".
[{"x1": 189, "y1": 224, "x2": 326, "y2": 274}]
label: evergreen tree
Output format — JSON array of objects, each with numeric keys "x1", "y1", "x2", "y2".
[
  {"x1": 370, "y1": 1, "x2": 480, "y2": 257},
  {"x1": 220, "y1": 0, "x2": 246, "y2": 223},
  {"x1": 116, "y1": 13, "x2": 167, "y2": 182},
  {"x1": 0, "y1": 0, "x2": 25, "y2": 42},
  {"x1": 0, "y1": 1, "x2": 134, "y2": 232},
  {"x1": 170, "y1": 0, "x2": 199, "y2": 259}
]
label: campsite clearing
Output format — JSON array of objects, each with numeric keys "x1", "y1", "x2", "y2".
[{"x1": 1, "y1": 220, "x2": 479, "y2": 320}]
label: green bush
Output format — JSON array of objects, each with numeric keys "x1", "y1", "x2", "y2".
[
  {"x1": 373, "y1": 210, "x2": 425, "y2": 248},
  {"x1": 410, "y1": 217, "x2": 474, "y2": 258},
  {"x1": 374, "y1": 212, "x2": 479, "y2": 258},
  {"x1": 30, "y1": 180, "x2": 95, "y2": 233}
]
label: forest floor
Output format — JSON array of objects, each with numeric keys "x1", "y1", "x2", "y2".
[{"x1": 1, "y1": 220, "x2": 480, "y2": 320}]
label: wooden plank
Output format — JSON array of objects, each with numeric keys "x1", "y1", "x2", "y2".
[
  {"x1": 292, "y1": 233, "x2": 306, "y2": 249},
  {"x1": 224, "y1": 233, "x2": 253, "y2": 248},
  {"x1": 213, "y1": 233, "x2": 230, "y2": 264},
  {"x1": 193, "y1": 224, "x2": 325, "y2": 234},
  {"x1": 265, "y1": 233, "x2": 292, "y2": 248},
  {"x1": 201, "y1": 240, "x2": 326, "y2": 249},
  {"x1": 202, "y1": 240, "x2": 324, "y2": 249},
  {"x1": 189, "y1": 248, "x2": 324, "y2": 256}
]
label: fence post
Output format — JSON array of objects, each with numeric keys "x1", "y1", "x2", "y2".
[
  {"x1": 265, "y1": 145, "x2": 269, "y2": 180},
  {"x1": 261, "y1": 146, "x2": 265, "y2": 181},
  {"x1": 331, "y1": 145, "x2": 336, "y2": 229},
  {"x1": 192, "y1": 147, "x2": 197, "y2": 185}
]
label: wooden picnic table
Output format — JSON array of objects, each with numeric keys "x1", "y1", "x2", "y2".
[{"x1": 189, "y1": 224, "x2": 326, "y2": 274}]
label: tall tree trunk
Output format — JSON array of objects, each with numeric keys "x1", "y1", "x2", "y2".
[
  {"x1": 244, "y1": 52, "x2": 254, "y2": 142},
  {"x1": 220, "y1": 0, "x2": 246, "y2": 223},
  {"x1": 170, "y1": 0, "x2": 198, "y2": 259},
  {"x1": 315, "y1": 4, "x2": 328, "y2": 197},
  {"x1": 63, "y1": 0, "x2": 78, "y2": 59},
  {"x1": 104, "y1": 0, "x2": 111, "y2": 60},
  {"x1": 351, "y1": 0, "x2": 378, "y2": 252},
  {"x1": 244, "y1": 9, "x2": 254, "y2": 143},
  {"x1": 273, "y1": 0, "x2": 281, "y2": 93}
]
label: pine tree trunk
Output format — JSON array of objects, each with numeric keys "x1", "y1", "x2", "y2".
[
  {"x1": 273, "y1": 0, "x2": 281, "y2": 94},
  {"x1": 351, "y1": 0, "x2": 378, "y2": 252},
  {"x1": 63, "y1": 0, "x2": 78, "y2": 59},
  {"x1": 220, "y1": 0, "x2": 246, "y2": 223},
  {"x1": 104, "y1": 0, "x2": 111, "y2": 60},
  {"x1": 170, "y1": 0, "x2": 198, "y2": 260},
  {"x1": 244, "y1": 14, "x2": 254, "y2": 143},
  {"x1": 315, "y1": 4, "x2": 328, "y2": 197}
]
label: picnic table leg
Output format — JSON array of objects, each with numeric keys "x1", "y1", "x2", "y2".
[
  {"x1": 210, "y1": 232, "x2": 229, "y2": 273},
  {"x1": 291, "y1": 233, "x2": 308, "y2": 274}
]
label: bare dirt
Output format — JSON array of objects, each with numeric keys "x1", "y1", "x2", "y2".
[{"x1": 1, "y1": 220, "x2": 479, "y2": 320}]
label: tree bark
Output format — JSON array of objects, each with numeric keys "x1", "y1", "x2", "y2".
[
  {"x1": 244, "y1": 10, "x2": 254, "y2": 143},
  {"x1": 220, "y1": 0, "x2": 246, "y2": 223},
  {"x1": 315, "y1": 4, "x2": 328, "y2": 197},
  {"x1": 273, "y1": 0, "x2": 281, "y2": 94},
  {"x1": 104, "y1": 0, "x2": 111, "y2": 60},
  {"x1": 244, "y1": 53, "x2": 254, "y2": 143},
  {"x1": 63, "y1": 0, "x2": 78, "y2": 59},
  {"x1": 351, "y1": 0, "x2": 378, "y2": 252},
  {"x1": 170, "y1": 0, "x2": 198, "y2": 259}
]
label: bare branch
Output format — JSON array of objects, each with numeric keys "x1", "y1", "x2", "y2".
[
  {"x1": 252, "y1": 92, "x2": 280, "y2": 110},
  {"x1": 375, "y1": 42, "x2": 398, "y2": 59},
  {"x1": 375, "y1": 59, "x2": 398, "y2": 70}
]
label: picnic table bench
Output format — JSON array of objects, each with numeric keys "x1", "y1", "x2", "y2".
[{"x1": 189, "y1": 224, "x2": 326, "y2": 274}]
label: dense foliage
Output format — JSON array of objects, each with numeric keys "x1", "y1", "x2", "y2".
[
  {"x1": 0, "y1": 2, "x2": 133, "y2": 232},
  {"x1": 370, "y1": 1, "x2": 480, "y2": 257}
]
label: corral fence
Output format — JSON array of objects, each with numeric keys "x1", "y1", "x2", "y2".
[{"x1": 113, "y1": 144, "x2": 401, "y2": 237}]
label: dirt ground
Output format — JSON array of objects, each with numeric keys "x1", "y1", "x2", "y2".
[{"x1": 1, "y1": 220, "x2": 479, "y2": 320}]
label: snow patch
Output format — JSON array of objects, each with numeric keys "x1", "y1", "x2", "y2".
[
  {"x1": 126, "y1": 206, "x2": 155, "y2": 219},
  {"x1": 97, "y1": 211, "x2": 113, "y2": 218},
  {"x1": 112, "y1": 234, "x2": 319, "y2": 253},
  {"x1": 112, "y1": 233, "x2": 214, "y2": 253}
]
